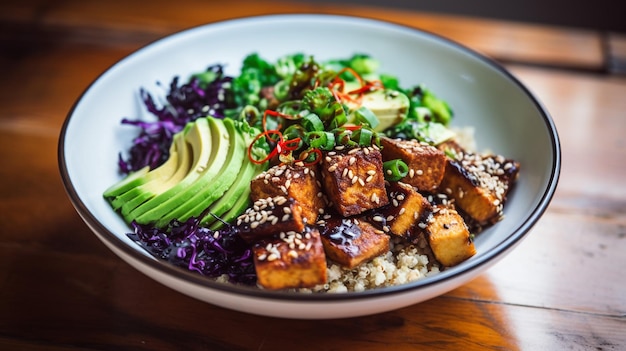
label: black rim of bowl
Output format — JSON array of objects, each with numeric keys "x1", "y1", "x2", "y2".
[{"x1": 58, "y1": 13, "x2": 561, "y2": 302}]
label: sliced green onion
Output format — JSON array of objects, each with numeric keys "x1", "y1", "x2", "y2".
[
  {"x1": 306, "y1": 131, "x2": 335, "y2": 150},
  {"x1": 354, "y1": 128, "x2": 373, "y2": 146},
  {"x1": 276, "y1": 100, "x2": 303, "y2": 118},
  {"x1": 335, "y1": 129, "x2": 357, "y2": 147},
  {"x1": 302, "y1": 113, "x2": 324, "y2": 132},
  {"x1": 354, "y1": 106, "x2": 380, "y2": 129},
  {"x1": 383, "y1": 159, "x2": 409, "y2": 181},
  {"x1": 328, "y1": 105, "x2": 348, "y2": 129},
  {"x1": 283, "y1": 124, "x2": 305, "y2": 141},
  {"x1": 273, "y1": 80, "x2": 290, "y2": 101}
]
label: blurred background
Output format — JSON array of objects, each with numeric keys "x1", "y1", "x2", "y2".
[{"x1": 295, "y1": 0, "x2": 624, "y2": 33}]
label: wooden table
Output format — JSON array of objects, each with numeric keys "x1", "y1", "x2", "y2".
[{"x1": 1, "y1": 1, "x2": 624, "y2": 349}]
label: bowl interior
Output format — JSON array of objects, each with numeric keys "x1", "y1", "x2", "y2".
[{"x1": 60, "y1": 14, "x2": 559, "y2": 299}]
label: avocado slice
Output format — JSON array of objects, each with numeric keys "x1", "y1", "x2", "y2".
[
  {"x1": 128, "y1": 117, "x2": 217, "y2": 223},
  {"x1": 104, "y1": 129, "x2": 186, "y2": 205},
  {"x1": 131, "y1": 117, "x2": 229, "y2": 226},
  {"x1": 108, "y1": 132, "x2": 188, "y2": 211},
  {"x1": 118, "y1": 132, "x2": 193, "y2": 220},
  {"x1": 155, "y1": 117, "x2": 245, "y2": 227},
  {"x1": 200, "y1": 127, "x2": 268, "y2": 227},
  {"x1": 344, "y1": 82, "x2": 410, "y2": 132},
  {"x1": 103, "y1": 166, "x2": 150, "y2": 199},
  {"x1": 209, "y1": 184, "x2": 253, "y2": 230},
  {"x1": 200, "y1": 159, "x2": 256, "y2": 227}
]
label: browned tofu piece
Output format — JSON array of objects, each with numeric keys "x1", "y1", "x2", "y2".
[
  {"x1": 235, "y1": 196, "x2": 305, "y2": 243},
  {"x1": 250, "y1": 161, "x2": 325, "y2": 224},
  {"x1": 318, "y1": 216, "x2": 390, "y2": 269},
  {"x1": 379, "y1": 137, "x2": 447, "y2": 192},
  {"x1": 253, "y1": 228, "x2": 327, "y2": 290},
  {"x1": 367, "y1": 181, "x2": 432, "y2": 237},
  {"x1": 320, "y1": 146, "x2": 388, "y2": 217},
  {"x1": 425, "y1": 206, "x2": 476, "y2": 267},
  {"x1": 438, "y1": 142, "x2": 520, "y2": 224}
]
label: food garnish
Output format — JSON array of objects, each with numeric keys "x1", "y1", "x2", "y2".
[{"x1": 104, "y1": 53, "x2": 520, "y2": 291}]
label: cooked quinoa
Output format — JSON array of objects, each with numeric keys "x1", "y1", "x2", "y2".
[{"x1": 297, "y1": 237, "x2": 440, "y2": 293}]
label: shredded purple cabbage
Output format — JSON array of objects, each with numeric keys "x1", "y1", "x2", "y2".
[
  {"x1": 119, "y1": 64, "x2": 235, "y2": 173},
  {"x1": 127, "y1": 215, "x2": 257, "y2": 285}
]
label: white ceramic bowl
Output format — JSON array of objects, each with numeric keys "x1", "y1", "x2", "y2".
[{"x1": 59, "y1": 14, "x2": 560, "y2": 319}]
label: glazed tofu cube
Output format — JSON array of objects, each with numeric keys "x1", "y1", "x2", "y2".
[
  {"x1": 253, "y1": 228, "x2": 327, "y2": 290},
  {"x1": 318, "y1": 216, "x2": 390, "y2": 269},
  {"x1": 438, "y1": 141, "x2": 520, "y2": 224},
  {"x1": 235, "y1": 196, "x2": 306, "y2": 243},
  {"x1": 320, "y1": 146, "x2": 388, "y2": 217},
  {"x1": 368, "y1": 181, "x2": 432, "y2": 237},
  {"x1": 379, "y1": 137, "x2": 447, "y2": 192},
  {"x1": 425, "y1": 206, "x2": 476, "y2": 267},
  {"x1": 250, "y1": 161, "x2": 325, "y2": 224}
]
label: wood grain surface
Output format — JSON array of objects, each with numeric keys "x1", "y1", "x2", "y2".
[{"x1": 1, "y1": 1, "x2": 624, "y2": 350}]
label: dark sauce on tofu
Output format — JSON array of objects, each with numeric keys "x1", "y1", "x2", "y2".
[
  {"x1": 449, "y1": 160, "x2": 480, "y2": 187},
  {"x1": 319, "y1": 217, "x2": 362, "y2": 248}
]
